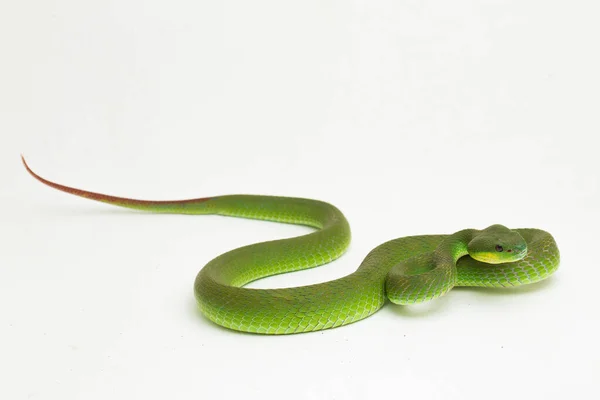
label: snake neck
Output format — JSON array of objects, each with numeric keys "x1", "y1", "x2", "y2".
[
  {"x1": 432, "y1": 229, "x2": 475, "y2": 266},
  {"x1": 385, "y1": 229, "x2": 477, "y2": 305}
]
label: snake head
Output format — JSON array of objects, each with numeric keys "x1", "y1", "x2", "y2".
[{"x1": 467, "y1": 224, "x2": 527, "y2": 264}]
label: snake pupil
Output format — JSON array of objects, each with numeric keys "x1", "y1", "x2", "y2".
[{"x1": 495, "y1": 245, "x2": 503, "y2": 252}]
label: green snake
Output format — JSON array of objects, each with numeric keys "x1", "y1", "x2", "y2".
[{"x1": 23, "y1": 157, "x2": 560, "y2": 335}]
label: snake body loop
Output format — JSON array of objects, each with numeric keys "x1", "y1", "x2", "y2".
[{"x1": 22, "y1": 157, "x2": 560, "y2": 335}]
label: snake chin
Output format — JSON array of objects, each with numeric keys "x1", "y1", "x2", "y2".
[{"x1": 469, "y1": 252, "x2": 526, "y2": 264}]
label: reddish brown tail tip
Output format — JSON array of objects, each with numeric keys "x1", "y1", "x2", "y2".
[
  {"x1": 22, "y1": 154, "x2": 47, "y2": 184},
  {"x1": 22, "y1": 156, "x2": 213, "y2": 207}
]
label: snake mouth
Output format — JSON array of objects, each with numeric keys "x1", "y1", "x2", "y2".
[{"x1": 470, "y1": 248, "x2": 528, "y2": 264}]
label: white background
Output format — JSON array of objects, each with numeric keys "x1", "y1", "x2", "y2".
[{"x1": 1, "y1": 1, "x2": 599, "y2": 399}]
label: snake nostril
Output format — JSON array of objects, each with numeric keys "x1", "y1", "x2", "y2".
[{"x1": 507, "y1": 249, "x2": 512, "y2": 253}]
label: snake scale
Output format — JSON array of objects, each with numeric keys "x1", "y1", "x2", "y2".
[{"x1": 23, "y1": 157, "x2": 560, "y2": 334}]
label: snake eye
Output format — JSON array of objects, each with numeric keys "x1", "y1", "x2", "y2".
[{"x1": 495, "y1": 245, "x2": 503, "y2": 252}]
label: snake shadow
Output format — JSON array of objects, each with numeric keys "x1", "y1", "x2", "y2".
[
  {"x1": 385, "y1": 276, "x2": 557, "y2": 319},
  {"x1": 453, "y1": 275, "x2": 557, "y2": 296},
  {"x1": 385, "y1": 294, "x2": 453, "y2": 319}
]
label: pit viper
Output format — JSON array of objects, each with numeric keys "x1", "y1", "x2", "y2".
[{"x1": 22, "y1": 156, "x2": 560, "y2": 334}]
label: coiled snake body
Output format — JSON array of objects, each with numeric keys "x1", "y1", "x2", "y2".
[{"x1": 23, "y1": 157, "x2": 560, "y2": 335}]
